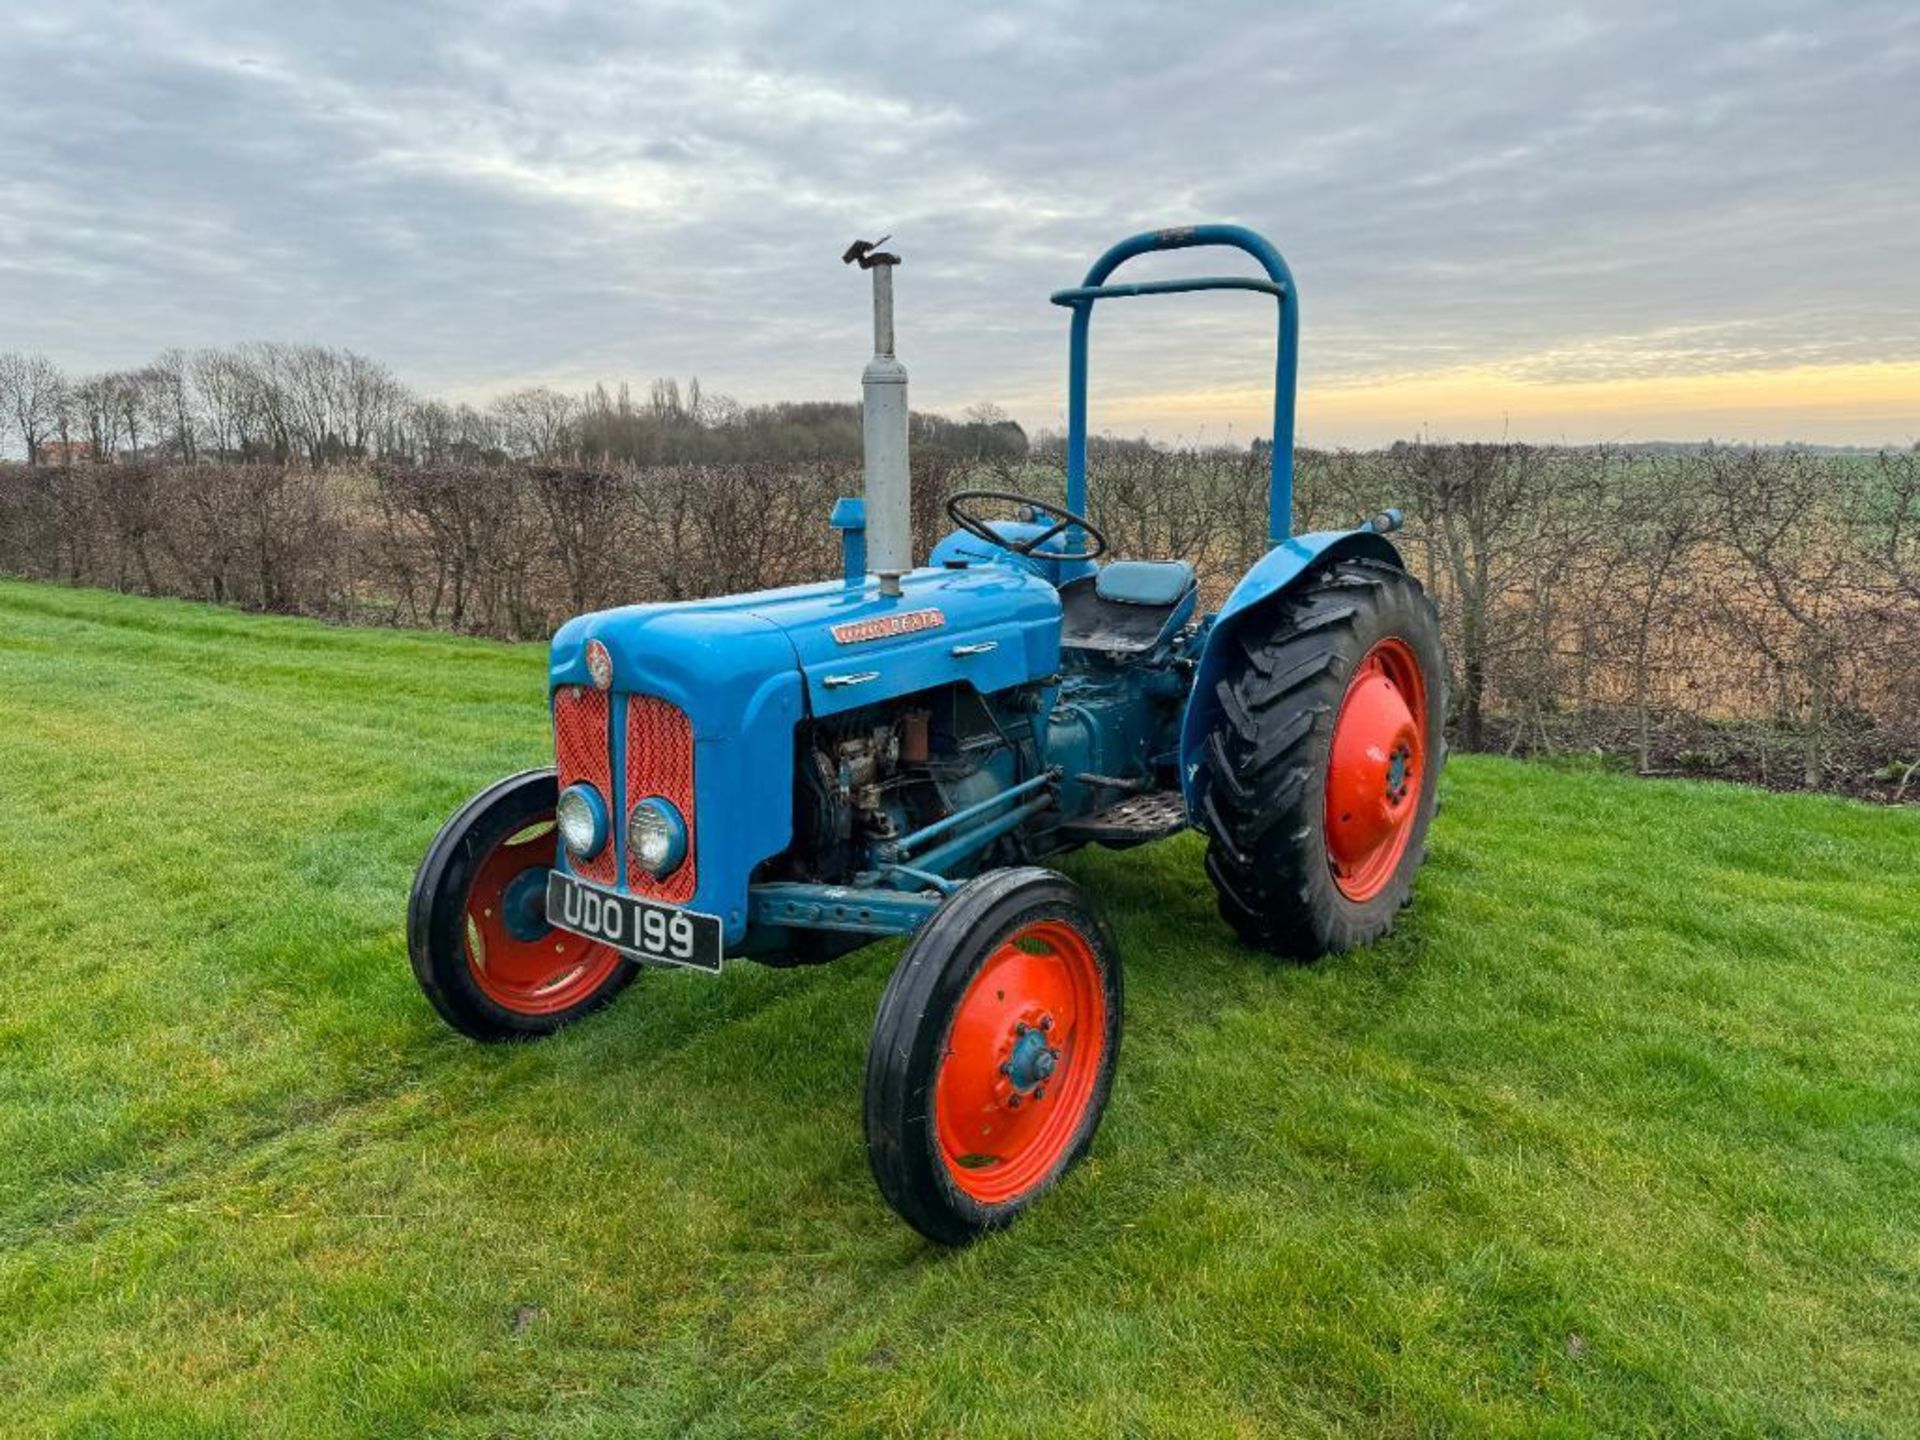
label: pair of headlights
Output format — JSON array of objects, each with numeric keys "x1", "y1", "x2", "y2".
[{"x1": 555, "y1": 784, "x2": 686, "y2": 878}]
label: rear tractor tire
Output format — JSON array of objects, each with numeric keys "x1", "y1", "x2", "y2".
[
  {"x1": 1198, "y1": 557, "x2": 1446, "y2": 960},
  {"x1": 864, "y1": 868, "x2": 1122, "y2": 1246}
]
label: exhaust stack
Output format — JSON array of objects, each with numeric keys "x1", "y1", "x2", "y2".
[{"x1": 844, "y1": 237, "x2": 910, "y2": 595}]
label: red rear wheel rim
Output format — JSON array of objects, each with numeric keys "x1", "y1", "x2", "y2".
[
  {"x1": 464, "y1": 816, "x2": 624, "y2": 1015},
  {"x1": 1324, "y1": 636, "x2": 1428, "y2": 902},
  {"x1": 933, "y1": 919, "x2": 1107, "y2": 1206}
]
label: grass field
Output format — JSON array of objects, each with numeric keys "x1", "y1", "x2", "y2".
[{"x1": 0, "y1": 578, "x2": 1916, "y2": 1438}]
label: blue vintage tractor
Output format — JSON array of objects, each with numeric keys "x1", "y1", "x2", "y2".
[{"x1": 409, "y1": 225, "x2": 1445, "y2": 1245}]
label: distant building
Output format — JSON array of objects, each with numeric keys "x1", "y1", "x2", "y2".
[{"x1": 41, "y1": 440, "x2": 97, "y2": 466}]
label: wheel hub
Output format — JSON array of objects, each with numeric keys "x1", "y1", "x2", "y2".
[
  {"x1": 1002, "y1": 1020, "x2": 1060, "y2": 1094},
  {"x1": 500, "y1": 867, "x2": 553, "y2": 943},
  {"x1": 1385, "y1": 743, "x2": 1411, "y2": 804}
]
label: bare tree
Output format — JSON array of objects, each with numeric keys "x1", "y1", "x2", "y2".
[
  {"x1": 144, "y1": 351, "x2": 198, "y2": 462},
  {"x1": 1876, "y1": 446, "x2": 1920, "y2": 606},
  {"x1": 0, "y1": 353, "x2": 66, "y2": 465},
  {"x1": 1704, "y1": 447, "x2": 1879, "y2": 789},
  {"x1": 1614, "y1": 452, "x2": 1710, "y2": 772},
  {"x1": 532, "y1": 466, "x2": 637, "y2": 613},
  {"x1": 339, "y1": 350, "x2": 409, "y2": 458},
  {"x1": 189, "y1": 348, "x2": 256, "y2": 459},
  {"x1": 1392, "y1": 442, "x2": 1553, "y2": 748},
  {"x1": 492, "y1": 387, "x2": 578, "y2": 459}
]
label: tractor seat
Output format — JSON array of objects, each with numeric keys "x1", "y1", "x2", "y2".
[{"x1": 1059, "y1": 560, "x2": 1198, "y2": 655}]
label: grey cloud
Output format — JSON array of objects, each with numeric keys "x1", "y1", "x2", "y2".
[{"x1": 1, "y1": 0, "x2": 1914, "y2": 441}]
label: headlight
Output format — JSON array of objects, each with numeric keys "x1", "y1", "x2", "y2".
[
  {"x1": 555, "y1": 783, "x2": 608, "y2": 859},
  {"x1": 628, "y1": 797, "x2": 687, "y2": 878}
]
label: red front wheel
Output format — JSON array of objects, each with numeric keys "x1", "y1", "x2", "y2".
[
  {"x1": 408, "y1": 769, "x2": 638, "y2": 1040},
  {"x1": 865, "y1": 869, "x2": 1122, "y2": 1246}
]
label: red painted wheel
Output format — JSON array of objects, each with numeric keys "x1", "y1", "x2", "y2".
[
  {"x1": 409, "y1": 769, "x2": 639, "y2": 1040},
  {"x1": 462, "y1": 817, "x2": 627, "y2": 1015},
  {"x1": 866, "y1": 869, "x2": 1122, "y2": 1246},
  {"x1": 1324, "y1": 636, "x2": 1428, "y2": 902},
  {"x1": 1199, "y1": 557, "x2": 1447, "y2": 958},
  {"x1": 933, "y1": 919, "x2": 1109, "y2": 1206}
]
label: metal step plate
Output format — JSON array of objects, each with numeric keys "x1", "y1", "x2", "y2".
[{"x1": 1059, "y1": 789, "x2": 1189, "y2": 849}]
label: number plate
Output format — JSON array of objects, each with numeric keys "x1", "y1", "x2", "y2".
[{"x1": 545, "y1": 871, "x2": 723, "y2": 974}]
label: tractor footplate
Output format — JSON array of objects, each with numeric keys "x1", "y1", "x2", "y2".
[{"x1": 1059, "y1": 790, "x2": 1188, "y2": 849}]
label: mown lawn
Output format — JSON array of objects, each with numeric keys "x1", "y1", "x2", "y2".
[{"x1": 0, "y1": 577, "x2": 1915, "y2": 1439}]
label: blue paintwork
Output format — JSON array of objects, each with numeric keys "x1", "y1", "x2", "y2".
[
  {"x1": 1053, "y1": 224, "x2": 1300, "y2": 548},
  {"x1": 928, "y1": 522, "x2": 1100, "y2": 588},
  {"x1": 550, "y1": 605, "x2": 801, "y2": 944},
  {"x1": 501, "y1": 868, "x2": 552, "y2": 943},
  {"x1": 910, "y1": 794, "x2": 1056, "y2": 879},
  {"x1": 1050, "y1": 275, "x2": 1286, "y2": 304},
  {"x1": 829, "y1": 496, "x2": 866, "y2": 586},
  {"x1": 768, "y1": 568, "x2": 1061, "y2": 718},
  {"x1": 1176, "y1": 527, "x2": 1403, "y2": 807},
  {"x1": 1095, "y1": 559, "x2": 1194, "y2": 607},
  {"x1": 747, "y1": 882, "x2": 942, "y2": 936},
  {"x1": 886, "y1": 770, "x2": 1055, "y2": 861},
  {"x1": 1003, "y1": 1023, "x2": 1059, "y2": 1092}
]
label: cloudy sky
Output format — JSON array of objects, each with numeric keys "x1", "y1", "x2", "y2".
[{"x1": 2, "y1": 0, "x2": 1916, "y2": 445}]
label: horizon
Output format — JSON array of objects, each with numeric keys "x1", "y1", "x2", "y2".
[{"x1": 3, "y1": 2, "x2": 1916, "y2": 449}]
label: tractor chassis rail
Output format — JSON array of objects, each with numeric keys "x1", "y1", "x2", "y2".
[{"x1": 748, "y1": 883, "x2": 942, "y2": 937}]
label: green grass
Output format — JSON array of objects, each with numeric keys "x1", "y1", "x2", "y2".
[{"x1": 1, "y1": 577, "x2": 1916, "y2": 1439}]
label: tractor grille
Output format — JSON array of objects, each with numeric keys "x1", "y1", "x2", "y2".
[
  {"x1": 552, "y1": 686, "x2": 618, "y2": 885},
  {"x1": 624, "y1": 695, "x2": 697, "y2": 903}
]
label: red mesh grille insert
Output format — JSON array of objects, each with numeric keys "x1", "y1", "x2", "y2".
[
  {"x1": 625, "y1": 695, "x2": 697, "y2": 903},
  {"x1": 552, "y1": 685, "x2": 616, "y2": 885}
]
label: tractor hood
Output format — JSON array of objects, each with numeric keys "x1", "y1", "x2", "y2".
[
  {"x1": 549, "y1": 561, "x2": 1063, "y2": 722},
  {"x1": 545, "y1": 561, "x2": 1062, "y2": 946}
]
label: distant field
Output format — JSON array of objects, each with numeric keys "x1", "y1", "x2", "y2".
[{"x1": 1, "y1": 579, "x2": 1916, "y2": 1438}]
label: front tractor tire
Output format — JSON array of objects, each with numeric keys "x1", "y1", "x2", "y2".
[
  {"x1": 864, "y1": 869, "x2": 1122, "y2": 1246},
  {"x1": 1199, "y1": 557, "x2": 1446, "y2": 960},
  {"x1": 408, "y1": 769, "x2": 639, "y2": 1041}
]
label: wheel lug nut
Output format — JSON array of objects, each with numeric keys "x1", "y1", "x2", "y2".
[
  {"x1": 1040, "y1": 1016, "x2": 1053, "y2": 1031},
  {"x1": 1008, "y1": 1095, "x2": 1021, "y2": 1109},
  {"x1": 1034, "y1": 1086, "x2": 1046, "y2": 1100}
]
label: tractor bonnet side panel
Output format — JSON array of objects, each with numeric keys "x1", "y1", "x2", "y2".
[{"x1": 765, "y1": 563, "x2": 1062, "y2": 718}]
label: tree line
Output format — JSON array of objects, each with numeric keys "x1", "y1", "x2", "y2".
[{"x1": 0, "y1": 348, "x2": 1028, "y2": 469}]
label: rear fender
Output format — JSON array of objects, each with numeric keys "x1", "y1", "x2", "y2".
[{"x1": 1178, "y1": 529, "x2": 1404, "y2": 809}]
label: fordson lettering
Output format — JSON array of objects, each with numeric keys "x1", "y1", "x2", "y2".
[{"x1": 831, "y1": 608, "x2": 946, "y2": 644}]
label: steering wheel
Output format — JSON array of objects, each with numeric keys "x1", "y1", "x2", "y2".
[{"x1": 944, "y1": 490, "x2": 1109, "y2": 561}]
